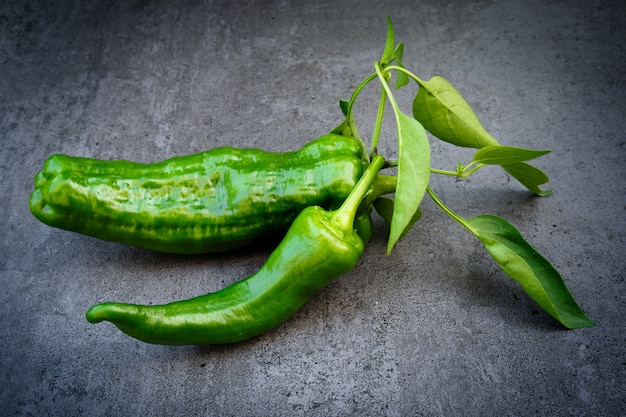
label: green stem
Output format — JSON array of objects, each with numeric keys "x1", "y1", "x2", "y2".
[
  {"x1": 370, "y1": 86, "x2": 387, "y2": 159},
  {"x1": 348, "y1": 73, "x2": 377, "y2": 109},
  {"x1": 343, "y1": 72, "x2": 378, "y2": 125},
  {"x1": 333, "y1": 155, "x2": 386, "y2": 230},
  {"x1": 374, "y1": 62, "x2": 401, "y2": 118},
  {"x1": 330, "y1": 73, "x2": 378, "y2": 145},
  {"x1": 460, "y1": 161, "x2": 484, "y2": 176},
  {"x1": 384, "y1": 161, "x2": 484, "y2": 178},
  {"x1": 426, "y1": 186, "x2": 471, "y2": 232},
  {"x1": 384, "y1": 65, "x2": 423, "y2": 85},
  {"x1": 429, "y1": 168, "x2": 459, "y2": 176},
  {"x1": 431, "y1": 162, "x2": 485, "y2": 178},
  {"x1": 366, "y1": 174, "x2": 397, "y2": 206}
]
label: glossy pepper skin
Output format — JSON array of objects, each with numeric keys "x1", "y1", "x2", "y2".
[
  {"x1": 29, "y1": 134, "x2": 364, "y2": 254},
  {"x1": 85, "y1": 155, "x2": 385, "y2": 345}
]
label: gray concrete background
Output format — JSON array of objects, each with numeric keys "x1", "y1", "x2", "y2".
[{"x1": 1, "y1": 0, "x2": 624, "y2": 416}]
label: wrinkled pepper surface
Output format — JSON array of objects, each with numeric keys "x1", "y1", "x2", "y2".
[{"x1": 29, "y1": 134, "x2": 365, "y2": 254}]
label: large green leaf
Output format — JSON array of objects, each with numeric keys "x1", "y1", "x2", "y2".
[
  {"x1": 462, "y1": 214, "x2": 594, "y2": 329},
  {"x1": 412, "y1": 76, "x2": 499, "y2": 149},
  {"x1": 387, "y1": 113, "x2": 430, "y2": 254}
]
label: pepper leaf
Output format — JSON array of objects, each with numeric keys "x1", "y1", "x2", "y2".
[
  {"x1": 412, "y1": 77, "x2": 553, "y2": 194},
  {"x1": 380, "y1": 16, "x2": 408, "y2": 89},
  {"x1": 339, "y1": 99, "x2": 349, "y2": 116},
  {"x1": 374, "y1": 197, "x2": 422, "y2": 240},
  {"x1": 427, "y1": 187, "x2": 594, "y2": 328},
  {"x1": 392, "y1": 43, "x2": 410, "y2": 90},
  {"x1": 472, "y1": 145, "x2": 551, "y2": 165},
  {"x1": 387, "y1": 112, "x2": 430, "y2": 254},
  {"x1": 373, "y1": 197, "x2": 395, "y2": 226},
  {"x1": 412, "y1": 76, "x2": 499, "y2": 149},
  {"x1": 473, "y1": 146, "x2": 553, "y2": 195},
  {"x1": 501, "y1": 162, "x2": 552, "y2": 196},
  {"x1": 380, "y1": 15, "x2": 396, "y2": 65},
  {"x1": 462, "y1": 214, "x2": 595, "y2": 328}
]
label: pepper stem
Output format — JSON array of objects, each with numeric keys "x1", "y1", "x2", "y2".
[
  {"x1": 332, "y1": 155, "x2": 386, "y2": 231},
  {"x1": 366, "y1": 174, "x2": 397, "y2": 206}
]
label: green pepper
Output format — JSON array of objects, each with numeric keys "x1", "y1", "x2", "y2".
[
  {"x1": 85, "y1": 155, "x2": 385, "y2": 345},
  {"x1": 29, "y1": 134, "x2": 365, "y2": 254}
]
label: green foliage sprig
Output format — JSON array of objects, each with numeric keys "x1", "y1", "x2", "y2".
[{"x1": 332, "y1": 16, "x2": 593, "y2": 329}]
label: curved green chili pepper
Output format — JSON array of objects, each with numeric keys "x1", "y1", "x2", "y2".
[
  {"x1": 85, "y1": 155, "x2": 385, "y2": 345},
  {"x1": 29, "y1": 135, "x2": 365, "y2": 254}
]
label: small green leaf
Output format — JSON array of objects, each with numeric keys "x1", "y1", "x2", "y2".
[
  {"x1": 412, "y1": 77, "x2": 554, "y2": 195},
  {"x1": 373, "y1": 197, "x2": 394, "y2": 226},
  {"x1": 373, "y1": 197, "x2": 422, "y2": 240},
  {"x1": 393, "y1": 43, "x2": 410, "y2": 90},
  {"x1": 412, "y1": 76, "x2": 499, "y2": 149},
  {"x1": 473, "y1": 145, "x2": 551, "y2": 165},
  {"x1": 381, "y1": 15, "x2": 395, "y2": 64},
  {"x1": 339, "y1": 99, "x2": 349, "y2": 117},
  {"x1": 462, "y1": 215, "x2": 595, "y2": 329},
  {"x1": 502, "y1": 162, "x2": 552, "y2": 196},
  {"x1": 388, "y1": 113, "x2": 430, "y2": 254}
]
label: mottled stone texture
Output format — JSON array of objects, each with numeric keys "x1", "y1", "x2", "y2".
[{"x1": 1, "y1": 0, "x2": 624, "y2": 416}]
